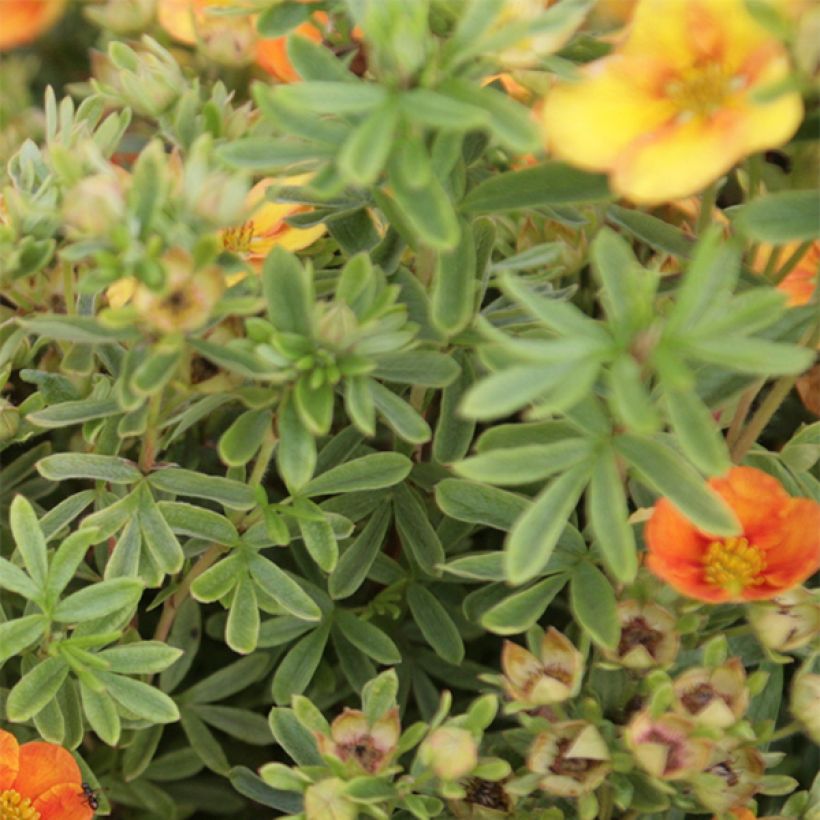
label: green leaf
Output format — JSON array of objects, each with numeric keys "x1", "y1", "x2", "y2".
[
  {"x1": 462, "y1": 161, "x2": 611, "y2": 213},
  {"x1": 733, "y1": 189, "x2": 820, "y2": 243},
  {"x1": 180, "y1": 708, "x2": 230, "y2": 775},
  {"x1": 0, "y1": 615, "x2": 48, "y2": 663},
  {"x1": 271, "y1": 624, "x2": 330, "y2": 705},
  {"x1": 480, "y1": 575, "x2": 567, "y2": 635},
  {"x1": 131, "y1": 344, "x2": 183, "y2": 396},
  {"x1": 7, "y1": 657, "x2": 70, "y2": 721},
  {"x1": 406, "y1": 584, "x2": 464, "y2": 664},
  {"x1": 454, "y1": 439, "x2": 593, "y2": 485},
  {"x1": 101, "y1": 672, "x2": 180, "y2": 723},
  {"x1": 606, "y1": 204, "x2": 693, "y2": 258},
  {"x1": 614, "y1": 434, "x2": 739, "y2": 535},
  {"x1": 435, "y1": 479, "x2": 528, "y2": 530},
  {"x1": 269, "y1": 708, "x2": 323, "y2": 766},
  {"x1": 148, "y1": 468, "x2": 256, "y2": 510},
  {"x1": 286, "y1": 30, "x2": 356, "y2": 82},
  {"x1": 249, "y1": 555, "x2": 321, "y2": 621},
  {"x1": 301, "y1": 453, "x2": 412, "y2": 497},
  {"x1": 781, "y1": 421, "x2": 820, "y2": 473},
  {"x1": 294, "y1": 378, "x2": 334, "y2": 437},
  {"x1": 276, "y1": 394, "x2": 317, "y2": 492},
  {"x1": 20, "y1": 315, "x2": 139, "y2": 344},
  {"x1": 190, "y1": 554, "x2": 242, "y2": 603},
  {"x1": 664, "y1": 389, "x2": 731, "y2": 476},
  {"x1": 139, "y1": 489, "x2": 185, "y2": 575},
  {"x1": 0, "y1": 558, "x2": 42, "y2": 600},
  {"x1": 54, "y1": 578, "x2": 143, "y2": 623},
  {"x1": 80, "y1": 683, "x2": 121, "y2": 746},
  {"x1": 683, "y1": 336, "x2": 813, "y2": 376},
  {"x1": 37, "y1": 453, "x2": 142, "y2": 484},
  {"x1": 362, "y1": 669, "x2": 399, "y2": 724},
  {"x1": 218, "y1": 409, "x2": 272, "y2": 468},
  {"x1": 181, "y1": 654, "x2": 270, "y2": 704},
  {"x1": 372, "y1": 351, "x2": 460, "y2": 387},
  {"x1": 216, "y1": 137, "x2": 334, "y2": 170},
  {"x1": 586, "y1": 449, "x2": 637, "y2": 584},
  {"x1": 401, "y1": 88, "x2": 489, "y2": 130},
  {"x1": 257, "y1": 1, "x2": 310, "y2": 36},
  {"x1": 431, "y1": 220, "x2": 477, "y2": 336},
  {"x1": 433, "y1": 350, "x2": 476, "y2": 464},
  {"x1": 276, "y1": 81, "x2": 387, "y2": 114},
  {"x1": 98, "y1": 642, "x2": 183, "y2": 674},
  {"x1": 333, "y1": 610, "x2": 401, "y2": 665},
  {"x1": 505, "y1": 462, "x2": 592, "y2": 585},
  {"x1": 226, "y1": 575, "x2": 260, "y2": 655},
  {"x1": 262, "y1": 246, "x2": 314, "y2": 335},
  {"x1": 344, "y1": 375, "x2": 376, "y2": 436},
  {"x1": 39, "y1": 490, "x2": 96, "y2": 542},
  {"x1": 370, "y1": 381, "x2": 431, "y2": 444},
  {"x1": 46, "y1": 528, "x2": 101, "y2": 600},
  {"x1": 10, "y1": 495, "x2": 48, "y2": 590},
  {"x1": 158, "y1": 501, "x2": 239, "y2": 545},
  {"x1": 570, "y1": 562, "x2": 619, "y2": 650},
  {"x1": 295, "y1": 499, "x2": 339, "y2": 572},
  {"x1": 338, "y1": 102, "x2": 399, "y2": 185},
  {"x1": 393, "y1": 483, "x2": 445, "y2": 575},
  {"x1": 27, "y1": 398, "x2": 122, "y2": 429},
  {"x1": 606, "y1": 356, "x2": 660, "y2": 435},
  {"x1": 329, "y1": 506, "x2": 392, "y2": 600}
]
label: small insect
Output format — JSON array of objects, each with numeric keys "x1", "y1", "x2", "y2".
[{"x1": 81, "y1": 782, "x2": 100, "y2": 812}]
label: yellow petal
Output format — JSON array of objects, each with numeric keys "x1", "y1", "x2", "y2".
[
  {"x1": 543, "y1": 56, "x2": 673, "y2": 172},
  {"x1": 611, "y1": 117, "x2": 733, "y2": 203},
  {"x1": 157, "y1": 0, "x2": 199, "y2": 44},
  {"x1": 107, "y1": 277, "x2": 137, "y2": 308}
]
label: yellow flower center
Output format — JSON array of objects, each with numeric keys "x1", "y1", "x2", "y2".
[
  {"x1": 0, "y1": 790, "x2": 41, "y2": 820},
  {"x1": 703, "y1": 536, "x2": 766, "y2": 594},
  {"x1": 222, "y1": 219, "x2": 255, "y2": 253},
  {"x1": 665, "y1": 64, "x2": 733, "y2": 119}
]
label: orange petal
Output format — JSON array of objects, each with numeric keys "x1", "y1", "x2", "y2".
[
  {"x1": 257, "y1": 20, "x2": 323, "y2": 81},
  {"x1": 644, "y1": 497, "x2": 706, "y2": 563},
  {"x1": 32, "y1": 783, "x2": 93, "y2": 820},
  {"x1": 645, "y1": 553, "x2": 730, "y2": 602},
  {"x1": 0, "y1": 729, "x2": 20, "y2": 790},
  {"x1": 543, "y1": 55, "x2": 673, "y2": 173},
  {"x1": 708, "y1": 467, "x2": 788, "y2": 538},
  {"x1": 757, "y1": 499, "x2": 820, "y2": 588},
  {"x1": 14, "y1": 741, "x2": 82, "y2": 802},
  {"x1": 0, "y1": 0, "x2": 67, "y2": 51}
]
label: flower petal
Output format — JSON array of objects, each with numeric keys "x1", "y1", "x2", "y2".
[
  {"x1": 14, "y1": 741, "x2": 82, "y2": 803},
  {"x1": 644, "y1": 497, "x2": 706, "y2": 563},
  {"x1": 611, "y1": 116, "x2": 738, "y2": 203},
  {"x1": 709, "y1": 467, "x2": 789, "y2": 537},
  {"x1": 32, "y1": 783, "x2": 93, "y2": 820},
  {"x1": 0, "y1": 729, "x2": 20, "y2": 790},
  {"x1": 543, "y1": 55, "x2": 673, "y2": 172}
]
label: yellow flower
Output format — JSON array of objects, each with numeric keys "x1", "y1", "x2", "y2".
[
  {"x1": 542, "y1": 0, "x2": 804, "y2": 203},
  {"x1": 220, "y1": 175, "x2": 326, "y2": 268},
  {"x1": 130, "y1": 248, "x2": 224, "y2": 334}
]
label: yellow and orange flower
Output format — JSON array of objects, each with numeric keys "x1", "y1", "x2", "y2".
[
  {"x1": 755, "y1": 240, "x2": 820, "y2": 307},
  {"x1": 0, "y1": 729, "x2": 94, "y2": 820},
  {"x1": 542, "y1": 0, "x2": 804, "y2": 203},
  {"x1": 0, "y1": 0, "x2": 66, "y2": 51},
  {"x1": 645, "y1": 466, "x2": 820, "y2": 603},
  {"x1": 221, "y1": 175, "x2": 326, "y2": 268}
]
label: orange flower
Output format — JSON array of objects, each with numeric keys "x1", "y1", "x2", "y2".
[
  {"x1": 256, "y1": 16, "x2": 325, "y2": 82},
  {"x1": 0, "y1": 0, "x2": 66, "y2": 51},
  {"x1": 757, "y1": 240, "x2": 819, "y2": 307},
  {"x1": 645, "y1": 466, "x2": 820, "y2": 603},
  {"x1": 0, "y1": 729, "x2": 93, "y2": 820},
  {"x1": 542, "y1": 0, "x2": 804, "y2": 203}
]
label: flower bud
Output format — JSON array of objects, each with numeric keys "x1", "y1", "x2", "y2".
[
  {"x1": 604, "y1": 600, "x2": 680, "y2": 669},
  {"x1": 791, "y1": 672, "x2": 820, "y2": 743},
  {"x1": 304, "y1": 778, "x2": 356, "y2": 820},
  {"x1": 748, "y1": 587, "x2": 820, "y2": 653},
  {"x1": 316, "y1": 707, "x2": 399, "y2": 774},
  {"x1": 624, "y1": 711, "x2": 714, "y2": 781},
  {"x1": 63, "y1": 173, "x2": 126, "y2": 237},
  {"x1": 527, "y1": 721, "x2": 610, "y2": 797},
  {"x1": 85, "y1": 0, "x2": 156, "y2": 35},
  {"x1": 0, "y1": 399, "x2": 20, "y2": 441},
  {"x1": 501, "y1": 628, "x2": 583, "y2": 707},
  {"x1": 420, "y1": 727, "x2": 478, "y2": 781},
  {"x1": 198, "y1": 15, "x2": 257, "y2": 68},
  {"x1": 132, "y1": 248, "x2": 224, "y2": 335},
  {"x1": 316, "y1": 303, "x2": 358, "y2": 350},
  {"x1": 672, "y1": 658, "x2": 750, "y2": 729},
  {"x1": 692, "y1": 745, "x2": 765, "y2": 813}
]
